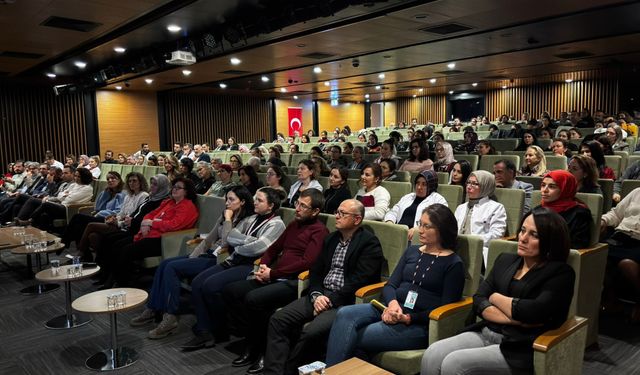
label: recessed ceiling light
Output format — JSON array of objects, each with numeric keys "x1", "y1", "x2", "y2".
[
  {"x1": 364, "y1": 94, "x2": 370, "y2": 98},
  {"x1": 502, "y1": 85, "x2": 508, "y2": 89},
  {"x1": 167, "y1": 25, "x2": 181, "y2": 32},
  {"x1": 324, "y1": 81, "x2": 330, "y2": 86},
  {"x1": 447, "y1": 63, "x2": 456, "y2": 69},
  {"x1": 46, "y1": 73, "x2": 56, "y2": 78},
  {"x1": 449, "y1": 90, "x2": 454, "y2": 94},
  {"x1": 280, "y1": 88, "x2": 287, "y2": 93},
  {"x1": 182, "y1": 69, "x2": 192, "y2": 76},
  {"x1": 293, "y1": 95, "x2": 299, "y2": 100},
  {"x1": 230, "y1": 57, "x2": 241, "y2": 65},
  {"x1": 365, "y1": 99, "x2": 370, "y2": 103},
  {"x1": 313, "y1": 66, "x2": 322, "y2": 73},
  {"x1": 74, "y1": 61, "x2": 87, "y2": 69},
  {"x1": 430, "y1": 78, "x2": 436, "y2": 84},
  {"x1": 115, "y1": 86, "x2": 122, "y2": 90},
  {"x1": 144, "y1": 78, "x2": 153, "y2": 84},
  {"x1": 472, "y1": 82, "x2": 478, "y2": 87},
  {"x1": 565, "y1": 78, "x2": 573, "y2": 83},
  {"x1": 219, "y1": 83, "x2": 227, "y2": 89},
  {"x1": 261, "y1": 76, "x2": 269, "y2": 82},
  {"x1": 114, "y1": 47, "x2": 126, "y2": 53},
  {"x1": 419, "y1": 88, "x2": 423, "y2": 92},
  {"x1": 375, "y1": 85, "x2": 381, "y2": 90},
  {"x1": 412, "y1": 94, "x2": 417, "y2": 98},
  {"x1": 378, "y1": 73, "x2": 385, "y2": 79}
]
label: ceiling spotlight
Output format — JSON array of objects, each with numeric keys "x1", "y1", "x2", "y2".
[
  {"x1": 375, "y1": 85, "x2": 381, "y2": 90},
  {"x1": 447, "y1": 63, "x2": 456, "y2": 69},
  {"x1": 144, "y1": 78, "x2": 153, "y2": 84},
  {"x1": 182, "y1": 69, "x2": 192, "y2": 76},
  {"x1": 419, "y1": 88, "x2": 423, "y2": 92},
  {"x1": 378, "y1": 73, "x2": 385, "y2": 79},
  {"x1": 115, "y1": 86, "x2": 122, "y2": 90},
  {"x1": 412, "y1": 94, "x2": 417, "y2": 98},
  {"x1": 219, "y1": 83, "x2": 227, "y2": 89},
  {"x1": 167, "y1": 25, "x2": 182, "y2": 32},
  {"x1": 502, "y1": 85, "x2": 508, "y2": 89},
  {"x1": 472, "y1": 82, "x2": 478, "y2": 87},
  {"x1": 293, "y1": 95, "x2": 299, "y2": 100},
  {"x1": 313, "y1": 66, "x2": 322, "y2": 73},
  {"x1": 430, "y1": 78, "x2": 436, "y2": 84},
  {"x1": 366, "y1": 99, "x2": 370, "y2": 103},
  {"x1": 364, "y1": 94, "x2": 370, "y2": 98},
  {"x1": 261, "y1": 76, "x2": 269, "y2": 82},
  {"x1": 280, "y1": 88, "x2": 287, "y2": 93},
  {"x1": 324, "y1": 81, "x2": 330, "y2": 86},
  {"x1": 74, "y1": 61, "x2": 87, "y2": 69},
  {"x1": 565, "y1": 78, "x2": 573, "y2": 83},
  {"x1": 46, "y1": 73, "x2": 56, "y2": 78},
  {"x1": 230, "y1": 57, "x2": 241, "y2": 65},
  {"x1": 114, "y1": 47, "x2": 126, "y2": 53},
  {"x1": 449, "y1": 90, "x2": 454, "y2": 94}
]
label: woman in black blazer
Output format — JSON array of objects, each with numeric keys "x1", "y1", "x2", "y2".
[{"x1": 421, "y1": 206, "x2": 576, "y2": 374}]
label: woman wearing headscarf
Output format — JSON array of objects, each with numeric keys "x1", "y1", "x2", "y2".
[
  {"x1": 539, "y1": 170, "x2": 592, "y2": 249},
  {"x1": 384, "y1": 170, "x2": 448, "y2": 241},
  {"x1": 454, "y1": 170, "x2": 507, "y2": 265},
  {"x1": 433, "y1": 142, "x2": 457, "y2": 173}
]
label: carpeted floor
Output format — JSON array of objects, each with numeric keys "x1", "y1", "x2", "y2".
[{"x1": 1, "y1": 249, "x2": 639, "y2": 375}]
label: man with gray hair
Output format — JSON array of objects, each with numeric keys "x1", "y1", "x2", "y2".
[
  {"x1": 247, "y1": 157, "x2": 261, "y2": 173},
  {"x1": 263, "y1": 199, "x2": 383, "y2": 375}
]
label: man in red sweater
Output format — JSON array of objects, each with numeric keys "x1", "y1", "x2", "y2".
[{"x1": 222, "y1": 188, "x2": 329, "y2": 374}]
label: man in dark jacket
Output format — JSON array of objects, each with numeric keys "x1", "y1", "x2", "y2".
[{"x1": 263, "y1": 199, "x2": 383, "y2": 375}]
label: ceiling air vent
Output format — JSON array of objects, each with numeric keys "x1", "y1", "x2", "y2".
[
  {"x1": 298, "y1": 52, "x2": 337, "y2": 59},
  {"x1": 0, "y1": 51, "x2": 44, "y2": 59},
  {"x1": 435, "y1": 70, "x2": 465, "y2": 75},
  {"x1": 220, "y1": 69, "x2": 252, "y2": 75},
  {"x1": 554, "y1": 51, "x2": 594, "y2": 59},
  {"x1": 41, "y1": 16, "x2": 102, "y2": 32},
  {"x1": 420, "y1": 23, "x2": 472, "y2": 35}
]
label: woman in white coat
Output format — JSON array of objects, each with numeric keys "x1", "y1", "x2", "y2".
[
  {"x1": 454, "y1": 170, "x2": 507, "y2": 266},
  {"x1": 384, "y1": 170, "x2": 447, "y2": 241}
]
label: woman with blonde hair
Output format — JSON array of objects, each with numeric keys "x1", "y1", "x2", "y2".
[
  {"x1": 164, "y1": 155, "x2": 180, "y2": 182},
  {"x1": 518, "y1": 145, "x2": 547, "y2": 177}
]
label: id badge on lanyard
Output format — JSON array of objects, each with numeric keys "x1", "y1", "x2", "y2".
[{"x1": 404, "y1": 290, "x2": 418, "y2": 309}]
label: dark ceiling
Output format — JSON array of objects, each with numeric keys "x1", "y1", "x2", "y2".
[{"x1": 2, "y1": 0, "x2": 640, "y2": 101}]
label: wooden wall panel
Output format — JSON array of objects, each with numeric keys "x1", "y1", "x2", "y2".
[
  {"x1": 96, "y1": 90, "x2": 159, "y2": 155},
  {"x1": 0, "y1": 84, "x2": 87, "y2": 169},
  {"x1": 274, "y1": 99, "x2": 313, "y2": 137},
  {"x1": 317, "y1": 101, "x2": 365, "y2": 134},
  {"x1": 395, "y1": 95, "x2": 447, "y2": 125},
  {"x1": 160, "y1": 92, "x2": 271, "y2": 148},
  {"x1": 384, "y1": 101, "x2": 397, "y2": 127}
]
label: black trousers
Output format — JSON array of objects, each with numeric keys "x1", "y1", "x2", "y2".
[
  {"x1": 17, "y1": 197, "x2": 43, "y2": 220},
  {"x1": 61, "y1": 213, "x2": 103, "y2": 246},
  {"x1": 95, "y1": 231, "x2": 133, "y2": 271},
  {"x1": 263, "y1": 296, "x2": 337, "y2": 375},
  {"x1": 31, "y1": 201, "x2": 66, "y2": 230},
  {"x1": 223, "y1": 278, "x2": 298, "y2": 354},
  {"x1": 111, "y1": 237, "x2": 162, "y2": 286}
]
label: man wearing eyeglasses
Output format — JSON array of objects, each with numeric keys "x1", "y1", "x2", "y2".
[
  {"x1": 222, "y1": 189, "x2": 329, "y2": 373},
  {"x1": 263, "y1": 199, "x2": 383, "y2": 375}
]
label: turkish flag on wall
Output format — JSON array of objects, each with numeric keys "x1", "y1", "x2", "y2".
[{"x1": 288, "y1": 107, "x2": 303, "y2": 137}]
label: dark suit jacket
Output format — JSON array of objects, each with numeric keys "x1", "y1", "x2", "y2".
[
  {"x1": 471, "y1": 253, "x2": 575, "y2": 369},
  {"x1": 308, "y1": 227, "x2": 383, "y2": 308}
]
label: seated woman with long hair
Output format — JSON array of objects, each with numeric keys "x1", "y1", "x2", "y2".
[
  {"x1": 580, "y1": 141, "x2": 615, "y2": 179},
  {"x1": 164, "y1": 155, "x2": 180, "y2": 182},
  {"x1": 238, "y1": 165, "x2": 264, "y2": 195},
  {"x1": 129, "y1": 185, "x2": 254, "y2": 339},
  {"x1": 454, "y1": 130, "x2": 479, "y2": 153},
  {"x1": 433, "y1": 142, "x2": 457, "y2": 173},
  {"x1": 323, "y1": 167, "x2": 351, "y2": 214},
  {"x1": 449, "y1": 160, "x2": 472, "y2": 201},
  {"x1": 265, "y1": 165, "x2": 289, "y2": 200},
  {"x1": 286, "y1": 160, "x2": 323, "y2": 207},
  {"x1": 518, "y1": 145, "x2": 547, "y2": 177},
  {"x1": 182, "y1": 187, "x2": 286, "y2": 349},
  {"x1": 326, "y1": 204, "x2": 465, "y2": 366},
  {"x1": 99, "y1": 177, "x2": 199, "y2": 288},
  {"x1": 384, "y1": 170, "x2": 447, "y2": 241},
  {"x1": 568, "y1": 155, "x2": 602, "y2": 195},
  {"x1": 454, "y1": 170, "x2": 507, "y2": 265},
  {"x1": 355, "y1": 163, "x2": 390, "y2": 221},
  {"x1": 513, "y1": 131, "x2": 538, "y2": 151},
  {"x1": 539, "y1": 170, "x2": 592, "y2": 249},
  {"x1": 421, "y1": 207, "x2": 575, "y2": 375},
  {"x1": 399, "y1": 139, "x2": 433, "y2": 172}
]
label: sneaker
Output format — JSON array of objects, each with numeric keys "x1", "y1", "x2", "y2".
[
  {"x1": 180, "y1": 332, "x2": 215, "y2": 351},
  {"x1": 147, "y1": 313, "x2": 178, "y2": 339},
  {"x1": 130, "y1": 308, "x2": 155, "y2": 327}
]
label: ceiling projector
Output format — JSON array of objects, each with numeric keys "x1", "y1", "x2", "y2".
[{"x1": 165, "y1": 50, "x2": 196, "y2": 66}]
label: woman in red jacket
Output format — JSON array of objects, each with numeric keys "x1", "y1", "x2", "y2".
[{"x1": 101, "y1": 176, "x2": 199, "y2": 288}]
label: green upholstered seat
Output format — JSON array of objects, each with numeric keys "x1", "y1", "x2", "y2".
[
  {"x1": 455, "y1": 154, "x2": 479, "y2": 171},
  {"x1": 545, "y1": 155, "x2": 568, "y2": 171},
  {"x1": 494, "y1": 188, "x2": 525, "y2": 237},
  {"x1": 381, "y1": 181, "x2": 412, "y2": 206},
  {"x1": 621, "y1": 179, "x2": 640, "y2": 200},
  {"x1": 479, "y1": 154, "x2": 520, "y2": 172},
  {"x1": 436, "y1": 184, "x2": 463, "y2": 209}
]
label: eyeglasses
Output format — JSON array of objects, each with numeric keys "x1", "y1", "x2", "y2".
[
  {"x1": 172, "y1": 186, "x2": 185, "y2": 190},
  {"x1": 335, "y1": 210, "x2": 360, "y2": 218},
  {"x1": 416, "y1": 221, "x2": 435, "y2": 230},
  {"x1": 294, "y1": 200, "x2": 313, "y2": 210},
  {"x1": 466, "y1": 181, "x2": 480, "y2": 188},
  {"x1": 266, "y1": 172, "x2": 276, "y2": 177}
]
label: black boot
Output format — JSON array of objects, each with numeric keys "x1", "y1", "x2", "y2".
[
  {"x1": 232, "y1": 346, "x2": 258, "y2": 367},
  {"x1": 246, "y1": 356, "x2": 264, "y2": 374}
]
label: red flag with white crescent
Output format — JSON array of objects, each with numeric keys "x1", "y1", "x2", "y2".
[{"x1": 288, "y1": 107, "x2": 303, "y2": 137}]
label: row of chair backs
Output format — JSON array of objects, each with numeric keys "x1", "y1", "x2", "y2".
[
  {"x1": 494, "y1": 188, "x2": 525, "y2": 237},
  {"x1": 621, "y1": 179, "x2": 640, "y2": 199},
  {"x1": 99, "y1": 164, "x2": 164, "y2": 182}
]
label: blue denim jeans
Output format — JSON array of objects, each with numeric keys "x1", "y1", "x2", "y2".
[{"x1": 325, "y1": 303, "x2": 429, "y2": 366}]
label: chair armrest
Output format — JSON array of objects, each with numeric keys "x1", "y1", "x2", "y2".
[
  {"x1": 186, "y1": 238, "x2": 203, "y2": 246},
  {"x1": 161, "y1": 229, "x2": 197, "y2": 259},
  {"x1": 298, "y1": 270, "x2": 310, "y2": 298},
  {"x1": 428, "y1": 297, "x2": 474, "y2": 345},
  {"x1": 501, "y1": 235, "x2": 517, "y2": 241},
  {"x1": 298, "y1": 270, "x2": 309, "y2": 281},
  {"x1": 355, "y1": 281, "x2": 387, "y2": 299},
  {"x1": 533, "y1": 316, "x2": 588, "y2": 353},
  {"x1": 429, "y1": 297, "x2": 473, "y2": 321}
]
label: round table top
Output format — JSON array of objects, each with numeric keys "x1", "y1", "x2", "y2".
[
  {"x1": 72, "y1": 288, "x2": 148, "y2": 314},
  {"x1": 11, "y1": 242, "x2": 64, "y2": 255},
  {"x1": 35, "y1": 265, "x2": 100, "y2": 282}
]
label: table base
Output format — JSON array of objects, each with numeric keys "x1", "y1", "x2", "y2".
[
  {"x1": 45, "y1": 313, "x2": 92, "y2": 330},
  {"x1": 20, "y1": 283, "x2": 60, "y2": 295},
  {"x1": 85, "y1": 347, "x2": 139, "y2": 371}
]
